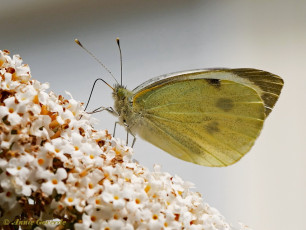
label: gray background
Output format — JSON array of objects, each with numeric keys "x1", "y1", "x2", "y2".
[{"x1": 1, "y1": 0, "x2": 305, "y2": 229}]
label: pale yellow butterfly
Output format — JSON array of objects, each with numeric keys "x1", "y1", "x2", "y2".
[{"x1": 76, "y1": 39, "x2": 283, "y2": 167}]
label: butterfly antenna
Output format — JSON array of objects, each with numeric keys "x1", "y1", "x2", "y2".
[
  {"x1": 84, "y1": 78, "x2": 114, "y2": 111},
  {"x1": 74, "y1": 38, "x2": 119, "y2": 84},
  {"x1": 116, "y1": 37, "x2": 123, "y2": 86}
]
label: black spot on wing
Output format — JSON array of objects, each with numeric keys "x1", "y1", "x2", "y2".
[
  {"x1": 216, "y1": 98, "x2": 234, "y2": 112},
  {"x1": 205, "y1": 121, "x2": 219, "y2": 135},
  {"x1": 206, "y1": 79, "x2": 221, "y2": 88}
]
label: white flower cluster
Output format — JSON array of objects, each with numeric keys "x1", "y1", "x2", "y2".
[{"x1": 0, "y1": 50, "x2": 251, "y2": 230}]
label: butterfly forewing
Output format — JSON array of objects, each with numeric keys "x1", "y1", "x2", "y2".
[
  {"x1": 133, "y1": 68, "x2": 283, "y2": 117},
  {"x1": 132, "y1": 76, "x2": 266, "y2": 167}
]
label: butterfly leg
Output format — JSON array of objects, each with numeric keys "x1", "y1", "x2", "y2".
[
  {"x1": 88, "y1": 106, "x2": 117, "y2": 115},
  {"x1": 88, "y1": 106, "x2": 107, "y2": 114},
  {"x1": 81, "y1": 106, "x2": 115, "y2": 119},
  {"x1": 88, "y1": 106, "x2": 119, "y2": 138},
  {"x1": 126, "y1": 127, "x2": 136, "y2": 148},
  {"x1": 131, "y1": 135, "x2": 136, "y2": 148},
  {"x1": 126, "y1": 130, "x2": 129, "y2": 146},
  {"x1": 113, "y1": 121, "x2": 120, "y2": 137}
]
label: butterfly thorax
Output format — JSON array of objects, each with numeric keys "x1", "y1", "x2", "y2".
[{"x1": 112, "y1": 85, "x2": 138, "y2": 128}]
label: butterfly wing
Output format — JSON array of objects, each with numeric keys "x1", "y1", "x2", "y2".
[
  {"x1": 131, "y1": 69, "x2": 283, "y2": 167},
  {"x1": 133, "y1": 68, "x2": 284, "y2": 116}
]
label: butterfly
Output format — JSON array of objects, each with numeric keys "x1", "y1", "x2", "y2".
[
  {"x1": 112, "y1": 68, "x2": 283, "y2": 167},
  {"x1": 75, "y1": 39, "x2": 283, "y2": 167}
]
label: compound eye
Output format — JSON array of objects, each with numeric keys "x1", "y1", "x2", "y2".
[{"x1": 123, "y1": 119, "x2": 126, "y2": 123}]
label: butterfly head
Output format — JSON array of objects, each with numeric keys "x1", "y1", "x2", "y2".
[{"x1": 113, "y1": 84, "x2": 131, "y2": 100}]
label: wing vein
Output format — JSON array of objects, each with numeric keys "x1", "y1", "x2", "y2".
[
  {"x1": 143, "y1": 118, "x2": 198, "y2": 163},
  {"x1": 146, "y1": 112, "x2": 264, "y2": 122},
  {"x1": 192, "y1": 126, "x2": 244, "y2": 157},
  {"x1": 144, "y1": 117, "x2": 226, "y2": 166}
]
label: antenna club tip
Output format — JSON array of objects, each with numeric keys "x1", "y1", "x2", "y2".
[
  {"x1": 74, "y1": 38, "x2": 83, "y2": 47},
  {"x1": 116, "y1": 37, "x2": 120, "y2": 44}
]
